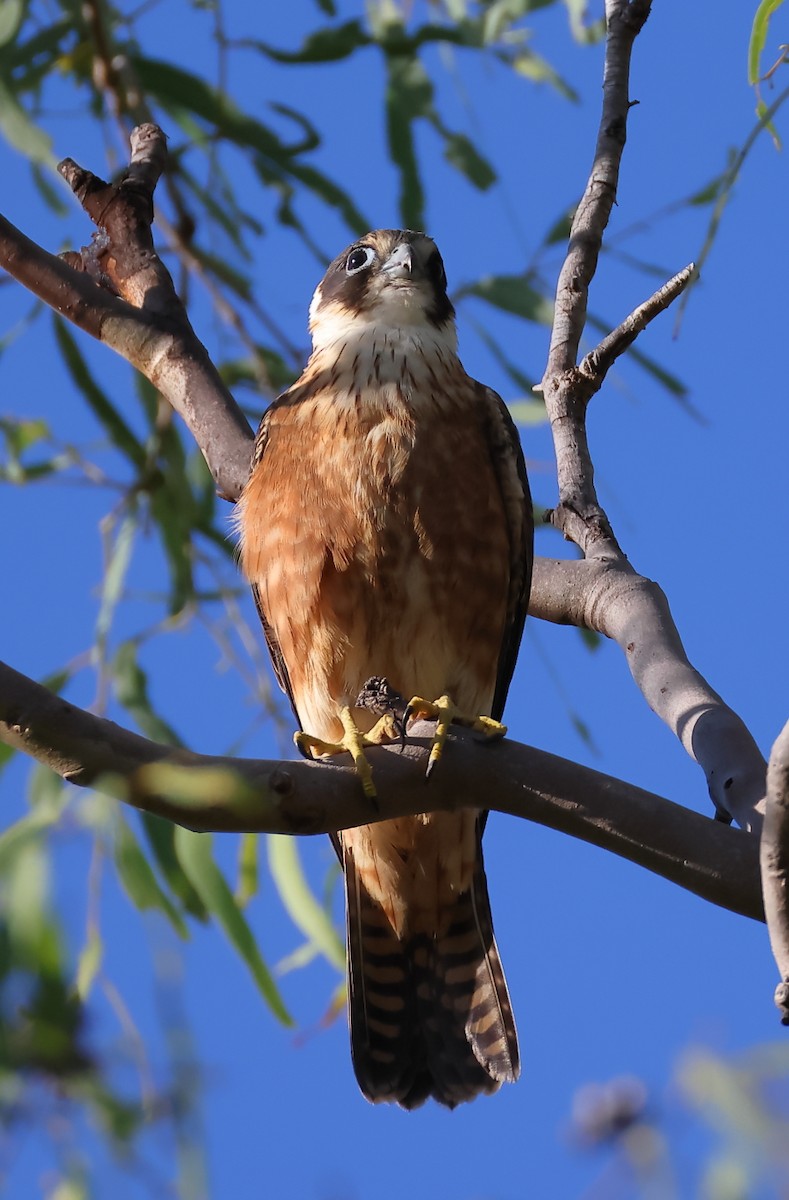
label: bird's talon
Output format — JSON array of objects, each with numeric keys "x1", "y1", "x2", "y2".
[{"x1": 471, "y1": 716, "x2": 507, "y2": 742}]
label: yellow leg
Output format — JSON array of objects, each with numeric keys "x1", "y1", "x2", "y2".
[
  {"x1": 294, "y1": 705, "x2": 401, "y2": 800},
  {"x1": 404, "y1": 694, "x2": 507, "y2": 779}
]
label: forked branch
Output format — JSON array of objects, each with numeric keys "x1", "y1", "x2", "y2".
[{"x1": 536, "y1": 0, "x2": 766, "y2": 831}]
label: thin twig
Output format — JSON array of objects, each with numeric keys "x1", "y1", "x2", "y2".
[{"x1": 579, "y1": 263, "x2": 695, "y2": 386}]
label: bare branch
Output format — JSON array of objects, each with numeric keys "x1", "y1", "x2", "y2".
[
  {"x1": 533, "y1": 2, "x2": 764, "y2": 833},
  {"x1": 578, "y1": 263, "x2": 695, "y2": 387},
  {"x1": 762, "y1": 719, "x2": 789, "y2": 1021},
  {"x1": 0, "y1": 659, "x2": 762, "y2": 922},
  {"x1": 0, "y1": 126, "x2": 254, "y2": 501},
  {"x1": 542, "y1": 0, "x2": 652, "y2": 553},
  {"x1": 530, "y1": 558, "x2": 767, "y2": 830}
]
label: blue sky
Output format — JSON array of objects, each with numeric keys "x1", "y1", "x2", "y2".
[{"x1": 2, "y1": 1, "x2": 789, "y2": 1196}]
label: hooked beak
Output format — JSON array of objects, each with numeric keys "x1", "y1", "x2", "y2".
[{"x1": 381, "y1": 243, "x2": 414, "y2": 281}]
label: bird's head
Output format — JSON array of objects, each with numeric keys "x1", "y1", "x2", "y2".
[{"x1": 308, "y1": 229, "x2": 456, "y2": 352}]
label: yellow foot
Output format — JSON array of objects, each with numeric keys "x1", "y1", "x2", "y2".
[
  {"x1": 294, "y1": 706, "x2": 400, "y2": 802},
  {"x1": 404, "y1": 694, "x2": 507, "y2": 779}
]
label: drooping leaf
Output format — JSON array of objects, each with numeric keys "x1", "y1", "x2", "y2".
[
  {"x1": 174, "y1": 827, "x2": 293, "y2": 1023},
  {"x1": 53, "y1": 319, "x2": 147, "y2": 470},
  {"x1": 748, "y1": 0, "x2": 786, "y2": 84},
  {"x1": 96, "y1": 509, "x2": 138, "y2": 647},
  {"x1": 248, "y1": 20, "x2": 370, "y2": 64},
  {"x1": 235, "y1": 832, "x2": 259, "y2": 907},
  {"x1": 75, "y1": 927, "x2": 103, "y2": 1001},
  {"x1": 113, "y1": 813, "x2": 189, "y2": 938},
  {"x1": 508, "y1": 49, "x2": 579, "y2": 101},
  {"x1": 267, "y1": 836, "x2": 344, "y2": 973},
  {"x1": 112, "y1": 640, "x2": 183, "y2": 746},
  {"x1": 439, "y1": 130, "x2": 496, "y2": 190},
  {"x1": 0, "y1": 0, "x2": 24, "y2": 47},
  {"x1": 0, "y1": 76, "x2": 56, "y2": 167},
  {"x1": 385, "y1": 53, "x2": 434, "y2": 229},
  {"x1": 460, "y1": 273, "x2": 554, "y2": 323},
  {"x1": 140, "y1": 812, "x2": 208, "y2": 923}
]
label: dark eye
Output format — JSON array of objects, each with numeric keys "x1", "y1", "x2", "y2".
[{"x1": 345, "y1": 246, "x2": 376, "y2": 275}]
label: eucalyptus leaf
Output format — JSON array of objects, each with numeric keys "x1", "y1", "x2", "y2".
[{"x1": 175, "y1": 827, "x2": 293, "y2": 1023}]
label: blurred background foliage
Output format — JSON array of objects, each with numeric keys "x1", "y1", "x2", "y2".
[{"x1": 1, "y1": 0, "x2": 788, "y2": 1195}]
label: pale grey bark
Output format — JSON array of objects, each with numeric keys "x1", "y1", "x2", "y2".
[
  {"x1": 762, "y1": 720, "x2": 789, "y2": 1021},
  {"x1": 535, "y1": 0, "x2": 766, "y2": 832},
  {"x1": 0, "y1": 659, "x2": 762, "y2": 923}
]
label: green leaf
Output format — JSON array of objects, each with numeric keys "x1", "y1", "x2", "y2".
[
  {"x1": 440, "y1": 131, "x2": 496, "y2": 190},
  {"x1": 0, "y1": 76, "x2": 56, "y2": 167},
  {"x1": 267, "y1": 836, "x2": 344, "y2": 973},
  {"x1": 509, "y1": 49, "x2": 579, "y2": 101},
  {"x1": 53, "y1": 319, "x2": 147, "y2": 469},
  {"x1": 235, "y1": 832, "x2": 259, "y2": 907},
  {"x1": 748, "y1": 0, "x2": 786, "y2": 84},
  {"x1": 460, "y1": 274, "x2": 554, "y2": 324},
  {"x1": 112, "y1": 640, "x2": 183, "y2": 746},
  {"x1": 0, "y1": 415, "x2": 49, "y2": 455},
  {"x1": 578, "y1": 626, "x2": 602, "y2": 651},
  {"x1": 386, "y1": 53, "x2": 434, "y2": 229},
  {"x1": 174, "y1": 827, "x2": 293, "y2": 1023},
  {"x1": 562, "y1": 0, "x2": 606, "y2": 44},
  {"x1": 249, "y1": 20, "x2": 370, "y2": 63},
  {"x1": 140, "y1": 811, "x2": 208, "y2": 922},
  {"x1": 113, "y1": 814, "x2": 189, "y2": 938},
  {"x1": 0, "y1": 0, "x2": 24, "y2": 47},
  {"x1": 281, "y1": 159, "x2": 371, "y2": 233},
  {"x1": 75, "y1": 927, "x2": 102, "y2": 1000},
  {"x1": 132, "y1": 57, "x2": 297, "y2": 160},
  {"x1": 96, "y1": 509, "x2": 137, "y2": 647},
  {"x1": 507, "y1": 399, "x2": 549, "y2": 425}
]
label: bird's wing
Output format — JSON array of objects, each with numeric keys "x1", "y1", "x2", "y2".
[
  {"x1": 478, "y1": 384, "x2": 534, "y2": 724},
  {"x1": 247, "y1": 403, "x2": 301, "y2": 726}
]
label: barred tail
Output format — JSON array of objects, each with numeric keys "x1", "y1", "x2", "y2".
[{"x1": 344, "y1": 839, "x2": 519, "y2": 1110}]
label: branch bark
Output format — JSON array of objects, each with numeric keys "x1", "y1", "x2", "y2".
[
  {"x1": 0, "y1": 125, "x2": 253, "y2": 500},
  {"x1": 762, "y1": 720, "x2": 789, "y2": 1020},
  {"x1": 0, "y1": 659, "x2": 761, "y2": 923},
  {"x1": 536, "y1": 0, "x2": 765, "y2": 832}
]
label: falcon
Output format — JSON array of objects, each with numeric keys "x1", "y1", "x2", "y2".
[{"x1": 237, "y1": 229, "x2": 533, "y2": 1108}]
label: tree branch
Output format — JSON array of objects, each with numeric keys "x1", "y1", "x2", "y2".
[
  {"x1": 0, "y1": 125, "x2": 253, "y2": 500},
  {"x1": 535, "y1": 1, "x2": 764, "y2": 831},
  {"x1": 762, "y1": 719, "x2": 789, "y2": 1020},
  {"x1": 0, "y1": 659, "x2": 762, "y2": 923},
  {"x1": 530, "y1": 559, "x2": 767, "y2": 830}
]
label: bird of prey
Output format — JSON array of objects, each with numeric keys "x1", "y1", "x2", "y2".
[{"x1": 237, "y1": 229, "x2": 533, "y2": 1108}]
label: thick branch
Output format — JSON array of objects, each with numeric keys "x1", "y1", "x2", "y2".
[
  {"x1": 530, "y1": 558, "x2": 766, "y2": 830},
  {"x1": 762, "y1": 719, "x2": 789, "y2": 1021},
  {"x1": 0, "y1": 660, "x2": 761, "y2": 922},
  {"x1": 0, "y1": 127, "x2": 253, "y2": 500}
]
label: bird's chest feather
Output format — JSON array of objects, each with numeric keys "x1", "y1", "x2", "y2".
[{"x1": 240, "y1": 342, "x2": 509, "y2": 728}]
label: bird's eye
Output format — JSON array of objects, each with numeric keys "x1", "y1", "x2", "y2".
[{"x1": 345, "y1": 246, "x2": 376, "y2": 275}]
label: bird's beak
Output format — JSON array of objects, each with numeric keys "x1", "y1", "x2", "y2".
[{"x1": 381, "y1": 243, "x2": 414, "y2": 281}]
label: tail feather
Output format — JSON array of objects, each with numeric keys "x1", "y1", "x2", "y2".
[{"x1": 344, "y1": 837, "x2": 519, "y2": 1109}]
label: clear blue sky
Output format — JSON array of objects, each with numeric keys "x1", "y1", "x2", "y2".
[{"x1": 2, "y1": 1, "x2": 789, "y2": 1196}]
